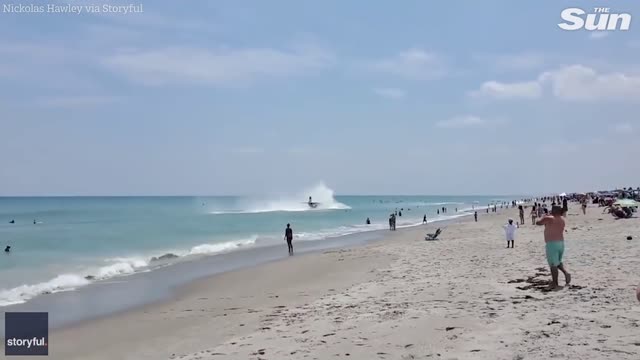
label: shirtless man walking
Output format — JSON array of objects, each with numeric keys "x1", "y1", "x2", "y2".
[{"x1": 536, "y1": 206, "x2": 571, "y2": 289}]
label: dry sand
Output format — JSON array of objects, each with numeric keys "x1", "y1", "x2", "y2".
[{"x1": 6, "y1": 204, "x2": 640, "y2": 359}]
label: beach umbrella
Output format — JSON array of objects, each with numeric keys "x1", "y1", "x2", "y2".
[
  {"x1": 614, "y1": 199, "x2": 639, "y2": 207},
  {"x1": 559, "y1": 192, "x2": 567, "y2": 197}
]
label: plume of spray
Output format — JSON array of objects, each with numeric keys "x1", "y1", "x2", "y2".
[
  {"x1": 244, "y1": 182, "x2": 350, "y2": 213},
  {"x1": 209, "y1": 182, "x2": 350, "y2": 214}
]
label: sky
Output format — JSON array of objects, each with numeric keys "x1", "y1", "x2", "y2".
[{"x1": 0, "y1": 0, "x2": 639, "y2": 196}]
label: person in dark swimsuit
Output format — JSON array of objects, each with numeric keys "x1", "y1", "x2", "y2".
[
  {"x1": 284, "y1": 223, "x2": 294, "y2": 255},
  {"x1": 4, "y1": 246, "x2": 10, "y2": 253}
]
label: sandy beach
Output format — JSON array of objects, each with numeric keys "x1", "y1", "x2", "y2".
[{"x1": 5, "y1": 203, "x2": 640, "y2": 360}]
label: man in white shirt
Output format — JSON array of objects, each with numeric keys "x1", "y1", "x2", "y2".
[{"x1": 503, "y1": 218, "x2": 518, "y2": 248}]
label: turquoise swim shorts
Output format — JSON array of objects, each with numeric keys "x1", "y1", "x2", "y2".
[{"x1": 545, "y1": 241, "x2": 565, "y2": 266}]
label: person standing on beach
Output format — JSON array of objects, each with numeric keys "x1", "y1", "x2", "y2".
[
  {"x1": 503, "y1": 219, "x2": 518, "y2": 248},
  {"x1": 284, "y1": 223, "x2": 294, "y2": 256},
  {"x1": 536, "y1": 206, "x2": 571, "y2": 290},
  {"x1": 581, "y1": 199, "x2": 587, "y2": 215},
  {"x1": 423, "y1": 215, "x2": 427, "y2": 224},
  {"x1": 562, "y1": 197, "x2": 568, "y2": 215},
  {"x1": 518, "y1": 205, "x2": 525, "y2": 225},
  {"x1": 531, "y1": 205, "x2": 538, "y2": 225},
  {"x1": 474, "y1": 211, "x2": 478, "y2": 222}
]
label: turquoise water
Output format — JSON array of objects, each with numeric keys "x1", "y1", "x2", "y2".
[{"x1": 0, "y1": 185, "x2": 511, "y2": 306}]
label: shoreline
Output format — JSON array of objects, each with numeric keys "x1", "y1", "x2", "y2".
[
  {"x1": 15, "y1": 201, "x2": 639, "y2": 360},
  {"x1": 0, "y1": 201, "x2": 475, "y2": 309},
  {"x1": 0, "y1": 211, "x2": 473, "y2": 333}
]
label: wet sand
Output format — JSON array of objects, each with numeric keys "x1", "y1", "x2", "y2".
[{"x1": 5, "y1": 204, "x2": 640, "y2": 360}]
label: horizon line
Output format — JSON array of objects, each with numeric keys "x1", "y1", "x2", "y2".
[{"x1": 0, "y1": 193, "x2": 543, "y2": 198}]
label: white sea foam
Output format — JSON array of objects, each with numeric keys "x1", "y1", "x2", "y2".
[
  {"x1": 0, "y1": 236, "x2": 259, "y2": 307},
  {"x1": 187, "y1": 236, "x2": 257, "y2": 255},
  {"x1": 0, "y1": 274, "x2": 90, "y2": 307},
  {"x1": 94, "y1": 257, "x2": 149, "y2": 279}
]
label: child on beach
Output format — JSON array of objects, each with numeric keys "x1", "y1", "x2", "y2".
[
  {"x1": 503, "y1": 219, "x2": 518, "y2": 248},
  {"x1": 536, "y1": 206, "x2": 571, "y2": 289}
]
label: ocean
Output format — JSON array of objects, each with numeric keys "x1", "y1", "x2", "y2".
[{"x1": 0, "y1": 184, "x2": 513, "y2": 308}]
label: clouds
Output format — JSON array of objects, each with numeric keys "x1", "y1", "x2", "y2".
[
  {"x1": 0, "y1": 42, "x2": 88, "y2": 78},
  {"x1": 474, "y1": 52, "x2": 547, "y2": 72},
  {"x1": 435, "y1": 115, "x2": 509, "y2": 130},
  {"x1": 372, "y1": 87, "x2": 406, "y2": 99},
  {"x1": 0, "y1": 41, "x2": 105, "y2": 94},
  {"x1": 103, "y1": 45, "x2": 335, "y2": 86},
  {"x1": 435, "y1": 115, "x2": 486, "y2": 129},
  {"x1": 612, "y1": 123, "x2": 633, "y2": 134},
  {"x1": 370, "y1": 48, "x2": 447, "y2": 80},
  {"x1": 36, "y1": 96, "x2": 121, "y2": 108},
  {"x1": 471, "y1": 65, "x2": 640, "y2": 102},
  {"x1": 470, "y1": 80, "x2": 542, "y2": 100},
  {"x1": 541, "y1": 65, "x2": 640, "y2": 101},
  {"x1": 105, "y1": 46, "x2": 450, "y2": 87}
]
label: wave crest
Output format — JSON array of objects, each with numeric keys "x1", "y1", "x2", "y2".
[
  {"x1": 0, "y1": 236, "x2": 259, "y2": 307},
  {"x1": 0, "y1": 274, "x2": 90, "y2": 307}
]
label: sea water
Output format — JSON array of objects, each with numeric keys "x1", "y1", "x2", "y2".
[{"x1": 0, "y1": 183, "x2": 511, "y2": 306}]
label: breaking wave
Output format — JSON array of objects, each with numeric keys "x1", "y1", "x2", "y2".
[{"x1": 0, "y1": 236, "x2": 258, "y2": 307}]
